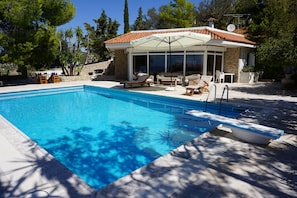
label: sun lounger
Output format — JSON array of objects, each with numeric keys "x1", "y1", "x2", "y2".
[
  {"x1": 91, "y1": 69, "x2": 105, "y2": 81},
  {"x1": 185, "y1": 75, "x2": 213, "y2": 95},
  {"x1": 52, "y1": 75, "x2": 61, "y2": 83},
  {"x1": 39, "y1": 75, "x2": 48, "y2": 84},
  {"x1": 123, "y1": 74, "x2": 151, "y2": 88}
]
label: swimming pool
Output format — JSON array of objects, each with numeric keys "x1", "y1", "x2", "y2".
[{"x1": 0, "y1": 85, "x2": 245, "y2": 189}]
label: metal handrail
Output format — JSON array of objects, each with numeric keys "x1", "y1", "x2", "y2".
[
  {"x1": 219, "y1": 85, "x2": 229, "y2": 114},
  {"x1": 205, "y1": 83, "x2": 217, "y2": 111}
]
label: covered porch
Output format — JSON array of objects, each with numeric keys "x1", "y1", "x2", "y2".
[
  {"x1": 105, "y1": 27, "x2": 256, "y2": 83},
  {"x1": 127, "y1": 45, "x2": 226, "y2": 84}
]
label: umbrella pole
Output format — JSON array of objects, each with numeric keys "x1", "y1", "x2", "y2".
[{"x1": 166, "y1": 37, "x2": 175, "y2": 91}]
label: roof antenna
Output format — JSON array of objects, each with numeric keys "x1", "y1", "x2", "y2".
[{"x1": 224, "y1": 14, "x2": 251, "y2": 30}]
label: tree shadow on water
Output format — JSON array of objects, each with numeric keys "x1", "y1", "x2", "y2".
[
  {"x1": 43, "y1": 122, "x2": 159, "y2": 190},
  {"x1": 90, "y1": 121, "x2": 297, "y2": 197}
]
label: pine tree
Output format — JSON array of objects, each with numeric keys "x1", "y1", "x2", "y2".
[
  {"x1": 84, "y1": 10, "x2": 119, "y2": 61},
  {"x1": 159, "y1": 0, "x2": 195, "y2": 28},
  {"x1": 124, "y1": 0, "x2": 130, "y2": 33},
  {"x1": 133, "y1": 7, "x2": 146, "y2": 30},
  {"x1": 0, "y1": 0, "x2": 75, "y2": 70}
]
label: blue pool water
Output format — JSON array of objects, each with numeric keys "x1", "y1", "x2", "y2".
[{"x1": 0, "y1": 85, "x2": 244, "y2": 189}]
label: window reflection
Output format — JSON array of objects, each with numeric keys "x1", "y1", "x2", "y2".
[
  {"x1": 133, "y1": 55, "x2": 147, "y2": 73},
  {"x1": 186, "y1": 55, "x2": 203, "y2": 75},
  {"x1": 132, "y1": 51, "x2": 222, "y2": 76}
]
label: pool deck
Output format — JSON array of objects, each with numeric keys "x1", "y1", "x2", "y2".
[{"x1": 0, "y1": 81, "x2": 296, "y2": 197}]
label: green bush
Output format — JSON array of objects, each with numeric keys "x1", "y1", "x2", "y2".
[{"x1": 241, "y1": 66, "x2": 255, "y2": 72}]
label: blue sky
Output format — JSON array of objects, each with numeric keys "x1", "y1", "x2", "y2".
[{"x1": 58, "y1": 0, "x2": 200, "y2": 34}]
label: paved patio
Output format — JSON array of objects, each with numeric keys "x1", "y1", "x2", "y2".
[{"x1": 0, "y1": 81, "x2": 296, "y2": 197}]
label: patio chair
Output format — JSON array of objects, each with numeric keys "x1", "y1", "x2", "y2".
[
  {"x1": 123, "y1": 74, "x2": 151, "y2": 88},
  {"x1": 91, "y1": 69, "x2": 105, "y2": 81},
  {"x1": 39, "y1": 75, "x2": 48, "y2": 84},
  {"x1": 185, "y1": 75, "x2": 213, "y2": 96},
  {"x1": 52, "y1": 75, "x2": 61, "y2": 83},
  {"x1": 215, "y1": 70, "x2": 224, "y2": 83}
]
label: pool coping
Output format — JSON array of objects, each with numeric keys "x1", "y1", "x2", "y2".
[{"x1": 0, "y1": 82, "x2": 295, "y2": 197}]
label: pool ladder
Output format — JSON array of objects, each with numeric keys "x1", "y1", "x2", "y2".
[
  {"x1": 218, "y1": 85, "x2": 229, "y2": 114},
  {"x1": 205, "y1": 84, "x2": 229, "y2": 114},
  {"x1": 204, "y1": 83, "x2": 217, "y2": 111}
]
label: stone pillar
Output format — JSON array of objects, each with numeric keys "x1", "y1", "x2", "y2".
[
  {"x1": 224, "y1": 48, "x2": 240, "y2": 82},
  {"x1": 114, "y1": 50, "x2": 128, "y2": 80}
]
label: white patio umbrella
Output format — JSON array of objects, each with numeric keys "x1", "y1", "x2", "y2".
[
  {"x1": 131, "y1": 31, "x2": 211, "y2": 90},
  {"x1": 131, "y1": 31, "x2": 211, "y2": 50}
]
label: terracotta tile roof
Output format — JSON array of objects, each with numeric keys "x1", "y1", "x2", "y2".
[{"x1": 105, "y1": 27, "x2": 256, "y2": 45}]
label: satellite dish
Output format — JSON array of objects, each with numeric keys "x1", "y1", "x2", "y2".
[{"x1": 227, "y1": 24, "x2": 236, "y2": 32}]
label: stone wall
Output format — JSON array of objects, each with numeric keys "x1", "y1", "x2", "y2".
[
  {"x1": 61, "y1": 60, "x2": 113, "y2": 82},
  {"x1": 224, "y1": 48, "x2": 240, "y2": 82}
]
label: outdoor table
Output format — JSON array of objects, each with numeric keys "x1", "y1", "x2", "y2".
[
  {"x1": 224, "y1": 73, "x2": 235, "y2": 83},
  {"x1": 159, "y1": 77, "x2": 180, "y2": 86}
]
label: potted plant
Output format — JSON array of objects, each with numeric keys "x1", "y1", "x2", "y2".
[{"x1": 239, "y1": 66, "x2": 261, "y2": 83}]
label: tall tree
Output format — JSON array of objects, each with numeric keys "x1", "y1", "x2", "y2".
[
  {"x1": 0, "y1": 0, "x2": 75, "y2": 72},
  {"x1": 57, "y1": 27, "x2": 84, "y2": 76},
  {"x1": 124, "y1": 0, "x2": 130, "y2": 33},
  {"x1": 159, "y1": 0, "x2": 196, "y2": 28},
  {"x1": 132, "y1": 7, "x2": 146, "y2": 30},
  {"x1": 144, "y1": 8, "x2": 161, "y2": 30},
  {"x1": 236, "y1": 0, "x2": 297, "y2": 78},
  {"x1": 195, "y1": 0, "x2": 236, "y2": 28},
  {"x1": 84, "y1": 10, "x2": 119, "y2": 62}
]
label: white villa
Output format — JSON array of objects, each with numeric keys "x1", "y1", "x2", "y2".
[{"x1": 104, "y1": 26, "x2": 256, "y2": 83}]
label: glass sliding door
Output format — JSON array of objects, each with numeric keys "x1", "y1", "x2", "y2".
[
  {"x1": 168, "y1": 54, "x2": 183, "y2": 74},
  {"x1": 207, "y1": 55, "x2": 214, "y2": 76},
  {"x1": 215, "y1": 55, "x2": 222, "y2": 71},
  {"x1": 133, "y1": 55, "x2": 147, "y2": 73},
  {"x1": 149, "y1": 54, "x2": 165, "y2": 75},
  {"x1": 207, "y1": 53, "x2": 223, "y2": 78},
  {"x1": 186, "y1": 54, "x2": 203, "y2": 75}
]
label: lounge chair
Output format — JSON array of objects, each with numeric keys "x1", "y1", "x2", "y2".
[
  {"x1": 91, "y1": 69, "x2": 105, "y2": 81},
  {"x1": 123, "y1": 74, "x2": 151, "y2": 88},
  {"x1": 185, "y1": 75, "x2": 213, "y2": 96},
  {"x1": 39, "y1": 75, "x2": 48, "y2": 84},
  {"x1": 52, "y1": 75, "x2": 61, "y2": 83}
]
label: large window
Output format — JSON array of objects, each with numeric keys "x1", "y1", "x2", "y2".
[
  {"x1": 133, "y1": 55, "x2": 147, "y2": 73},
  {"x1": 149, "y1": 55, "x2": 165, "y2": 74},
  {"x1": 132, "y1": 50, "x2": 223, "y2": 77},
  {"x1": 168, "y1": 55, "x2": 183, "y2": 74},
  {"x1": 186, "y1": 54, "x2": 203, "y2": 75}
]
